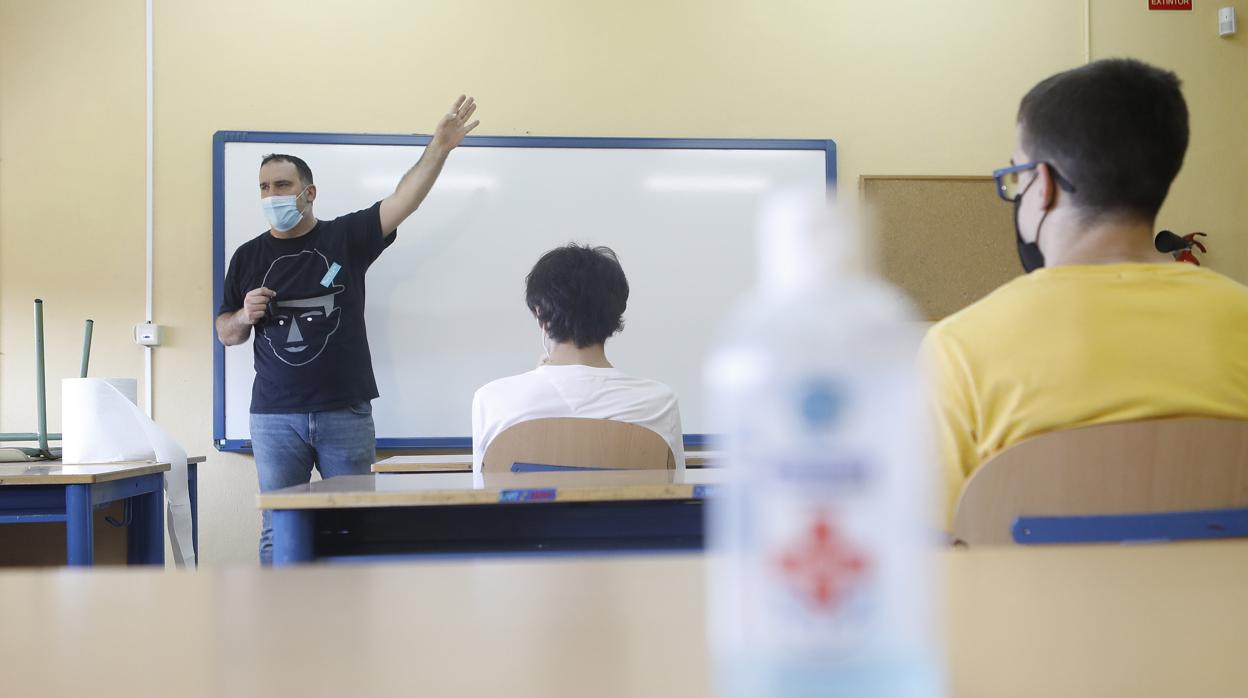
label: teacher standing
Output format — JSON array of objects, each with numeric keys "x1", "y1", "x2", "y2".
[{"x1": 216, "y1": 96, "x2": 480, "y2": 564}]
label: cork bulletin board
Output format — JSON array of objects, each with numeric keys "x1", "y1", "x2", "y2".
[{"x1": 861, "y1": 176, "x2": 1020, "y2": 320}]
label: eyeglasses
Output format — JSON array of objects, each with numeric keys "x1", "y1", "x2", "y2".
[{"x1": 992, "y1": 161, "x2": 1077, "y2": 202}]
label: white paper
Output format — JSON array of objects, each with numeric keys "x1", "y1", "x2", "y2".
[{"x1": 62, "y1": 378, "x2": 196, "y2": 567}]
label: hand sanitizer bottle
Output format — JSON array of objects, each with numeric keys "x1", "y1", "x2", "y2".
[{"x1": 706, "y1": 192, "x2": 943, "y2": 698}]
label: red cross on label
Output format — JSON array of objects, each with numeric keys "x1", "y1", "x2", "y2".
[{"x1": 775, "y1": 513, "x2": 870, "y2": 611}]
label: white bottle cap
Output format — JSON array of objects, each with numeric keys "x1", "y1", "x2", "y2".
[{"x1": 757, "y1": 190, "x2": 859, "y2": 296}]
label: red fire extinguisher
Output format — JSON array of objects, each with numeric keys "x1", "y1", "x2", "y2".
[{"x1": 1154, "y1": 230, "x2": 1208, "y2": 266}]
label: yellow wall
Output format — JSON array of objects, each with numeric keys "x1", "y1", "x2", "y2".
[
  {"x1": 1, "y1": 0, "x2": 146, "y2": 429},
  {"x1": 1092, "y1": 2, "x2": 1248, "y2": 272},
  {"x1": 1, "y1": 0, "x2": 1243, "y2": 565}
]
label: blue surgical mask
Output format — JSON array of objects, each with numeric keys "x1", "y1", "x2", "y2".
[{"x1": 262, "y1": 186, "x2": 309, "y2": 232}]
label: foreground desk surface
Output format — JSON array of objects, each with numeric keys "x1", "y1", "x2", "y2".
[
  {"x1": 258, "y1": 470, "x2": 722, "y2": 564},
  {"x1": 1, "y1": 542, "x2": 1245, "y2": 697}
]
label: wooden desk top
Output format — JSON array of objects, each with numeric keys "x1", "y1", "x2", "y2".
[
  {"x1": 372, "y1": 453, "x2": 473, "y2": 472},
  {"x1": 371, "y1": 451, "x2": 721, "y2": 473},
  {"x1": 0, "y1": 456, "x2": 204, "y2": 486},
  {"x1": 258, "y1": 468, "x2": 722, "y2": 510},
  {"x1": 0, "y1": 542, "x2": 1245, "y2": 697},
  {"x1": 0, "y1": 461, "x2": 170, "y2": 485}
]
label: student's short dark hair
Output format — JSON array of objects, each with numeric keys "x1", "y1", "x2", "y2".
[
  {"x1": 260, "y1": 153, "x2": 315, "y2": 186},
  {"x1": 1018, "y1": 58, "x2": 1188, "y2": 223},
  {"x1": 526, "y1": 244, "x2": 629, "y2": 348}
]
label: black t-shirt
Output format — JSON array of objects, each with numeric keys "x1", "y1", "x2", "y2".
[{"x1": 218, "y1": 201, "x2": 395, "y2": 414}]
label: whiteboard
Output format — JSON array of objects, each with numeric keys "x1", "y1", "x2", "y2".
[{"x1": 213, "y1": 133, "x2": 835, "y2": 450}]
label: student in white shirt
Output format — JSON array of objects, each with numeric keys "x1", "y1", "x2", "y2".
[{"x1": 471, "y1": 244, "x2": 685, "y2": 475}]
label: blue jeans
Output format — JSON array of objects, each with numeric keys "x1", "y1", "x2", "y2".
[{"x1": 250, "y1": 401, "x2": 376, "y2": 565}]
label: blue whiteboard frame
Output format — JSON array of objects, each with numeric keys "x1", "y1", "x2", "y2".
[{"x1": 213, "y1": 131, "x2": 838, "y2": 452}]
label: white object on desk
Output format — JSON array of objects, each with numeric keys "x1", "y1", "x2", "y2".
[
  {"x1": 705, "y1": 194, "x2": 939, "y2": 693},
  {"x1": 61, "y1": 378, "x2": 195, "y2": 566}
]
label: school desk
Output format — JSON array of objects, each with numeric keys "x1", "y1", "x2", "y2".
[
  {"x1": 0, "y1": 456, "x2": 206, "y2": 565},
  {"x1": 258, "y1": 468, "x2": 722, "y2": 565}
]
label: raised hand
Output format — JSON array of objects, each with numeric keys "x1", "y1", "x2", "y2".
[{"x1": 430, "y1": 95, "x2": 480, "y2": 152}]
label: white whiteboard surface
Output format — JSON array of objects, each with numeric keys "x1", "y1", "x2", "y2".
[{"x1": 214, "y1": 134, "x2": 833, "y2": 448}]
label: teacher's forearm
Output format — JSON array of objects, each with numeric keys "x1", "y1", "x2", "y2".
[
  {"x1": 380, "y1": 142, "x2": 451, "y2": 233},
  {"x1": 215, "y1": 311, "x2": 252, "y2": 346}
]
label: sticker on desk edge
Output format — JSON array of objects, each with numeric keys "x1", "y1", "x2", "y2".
[
  {"x1": 320, "y1": 262, "x2": 342, "y2": 287},
  {"x1": 498, "y1": 488, "x2": 557, "y2": 503},
  {"x1": 693, "y1": 485, "x2": 718, "y2": 499}
]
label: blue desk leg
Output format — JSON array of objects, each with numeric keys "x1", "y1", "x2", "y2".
[
  {"x1": 127, "y1": 487, "x2": 165, "y2": 566},
  {"x1": 271, "y1": 510, "x2": 314, "y2": 567},
  {"x1": 188, "y1": 462, "x2": 199, "y2": 561},
  {"x1": 65, "y1": 484, "x2": 94, "y2": 566}
]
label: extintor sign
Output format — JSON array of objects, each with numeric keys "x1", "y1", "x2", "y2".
[{"x1": 1149, "y1": 0, "x2": 1193, "y2": 10}]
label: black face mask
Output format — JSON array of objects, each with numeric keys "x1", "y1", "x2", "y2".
[{"x1": 1013, "y1": 186, "x2": 1046, "y2": 273}]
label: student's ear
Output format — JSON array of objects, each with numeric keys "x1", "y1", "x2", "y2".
[
  {"x1": 306, "y1": 184, "x2": 316, "y2": 203},
  {"x1": 1036, "y1": 163, "x2": 1057, "y2": 209}
]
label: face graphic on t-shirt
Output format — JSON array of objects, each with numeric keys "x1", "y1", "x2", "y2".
[
  {"x1": 264, "y1": 294, "x2": 342, "y2": 366},
  {"x1": 259, "y1": 250, "x2": 345, "y2": 367}
]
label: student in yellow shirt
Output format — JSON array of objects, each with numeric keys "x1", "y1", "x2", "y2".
[{"x1": 922, "y1": 58, "x2": 1248, "y2": 525}]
